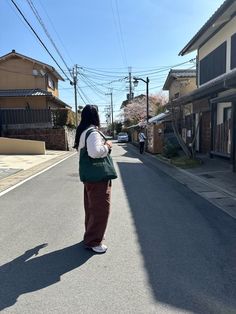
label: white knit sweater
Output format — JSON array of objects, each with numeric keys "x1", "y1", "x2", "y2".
[{"x1": 78, "y1": 126, "x2": 109, "y2": 158}]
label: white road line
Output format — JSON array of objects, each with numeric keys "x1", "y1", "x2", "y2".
[{"x1": 0, "y1": 153, "x2": 76, "y2": 198}]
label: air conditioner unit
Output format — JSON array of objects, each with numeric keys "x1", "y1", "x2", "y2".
[{"x1": 32, "y1": 69, "x2": 39, "y2": 76}]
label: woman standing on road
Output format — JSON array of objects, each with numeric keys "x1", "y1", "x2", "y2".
[
  {"x1": 138, "y1": 129, "x2": 146, "y2": 154},
  {"x1": 73, "y1": 105, "x2": 113, "y2": 254}
]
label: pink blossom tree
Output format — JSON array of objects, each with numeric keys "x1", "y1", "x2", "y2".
[{"x1": 122, "y1": 92, "x2": 168, "y2": 126}]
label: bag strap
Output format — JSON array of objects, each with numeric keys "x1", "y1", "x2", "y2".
[
  {"x1": 85, "y1": 128, "x2": 107, "y2": 149},
  {"x1": 139, "y1": 133, "x2": 144, "y2": 140}
]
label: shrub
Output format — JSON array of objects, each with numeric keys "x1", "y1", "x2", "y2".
[
  {"x1": 52, "y1": 109, "x2": 76, "y2": 128},
  {"x1": 162, "y1": 140, "x2": 179, "y2": 158}
]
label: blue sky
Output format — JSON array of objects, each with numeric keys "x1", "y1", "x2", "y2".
[{"x1": 0, "y1": 0, "x2": 224, "y2": 122}]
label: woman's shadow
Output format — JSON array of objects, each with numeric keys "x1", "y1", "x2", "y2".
[{"x1": 0, "y1": 242, "x2": 93, "y2": 311}]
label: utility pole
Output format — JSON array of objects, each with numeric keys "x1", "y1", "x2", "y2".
[
  {"x1": 105, "y1": 89, "x2": 114, "y2": 138},
  {"x1": 111, "y1": 90, "x2": 114, "y2": 137},
  {"x1": 72, "y1": 65, "x2": 78, "y2": 126},
  {"x1": 128, "y1": 66, "x2": 133, "y2": 101},
  {"x1": 146, "y1": 77, "x2": 149, "y2": 124},
  {"x1": 133, "y1": 76, "x2": 150, "y2": 150},
  {"x1": 104, "y1": 108, "x2": 111, "y2": 125}
]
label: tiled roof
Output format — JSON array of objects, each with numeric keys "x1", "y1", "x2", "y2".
[
  {"x1": 170, "y1": 69, "x2": 196, "y2": 78},
  {"x1": 0, "y1": 88, "x2": 71, "y2": 108},
  {"x1": 163, "y1": 69, "x2": 196, "y2": 90},
  {"x1": 148, "y1": 111, "x2": 171, "y2": 124},
  {"x1": 0, "y1": 89, "x2": 52, "y2": 97},
  {"x1": 171, "y1": 67, "x2": 236, "y2": 106}
]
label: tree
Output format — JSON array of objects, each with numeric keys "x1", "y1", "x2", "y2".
[
  {"x1": 170, "y1": 102, "x2": 191, "y2": 158},
  {"x1": 154, "y1": 92, "x2": 168, "y2": 115},
  {"x1": 114, "y1": 121, "x2": 123, "y2": 134},
  {"x1": 122, "y1": 92, "x2": 168, "y2": 126},
  {"x1": 170, "y1": 101, "x2": 201, "y2": 159},
  {"x1": 107, "y1": 121, "x2": 123, "y2": 135}
]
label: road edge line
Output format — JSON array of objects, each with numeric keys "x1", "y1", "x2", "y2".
[{"x1": 0, "y1": 153, "x2": 76, "y2": 198}]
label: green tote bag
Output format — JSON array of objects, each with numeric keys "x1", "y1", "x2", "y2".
[{"x1": 79, "y1": 128, "x2": 118, "y2": 182}]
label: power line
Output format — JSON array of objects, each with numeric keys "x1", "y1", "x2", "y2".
[
  {"x1": 111, "y1": 0, "x2": 128, "y2": 67},
  {"x1": 77, "y1": 88, "x2": 89, "y2": 105},
  {"x1": 77, "y1": 84, "x2": 95, "y2": 105},
  {"x1": 10, "y1": 0, "x2": 72, "y2": 83},
  {"x1": 26, "y1": 0, "x2": 72, "y2": 78},
  {"x1": 79, "y1": 58, "x2": 196, "y2": 74},
  {"x1": 114, "y1": 0, "x2": 128, "y2": 65},
  {"x1": 37, "y1": 0, "x2": 74, "y2": 64},
  {"x1": 79, "y1": 74, "x2": 108, "y2": 95}
]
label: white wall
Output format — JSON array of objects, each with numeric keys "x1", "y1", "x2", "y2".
[{"x1": 216, "y1": 102, "x2": 231, "y2": 125}]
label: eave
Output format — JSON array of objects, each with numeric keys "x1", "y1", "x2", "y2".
[{"x1": 179, "y1": 0, "x2": 236, "y2": 56}]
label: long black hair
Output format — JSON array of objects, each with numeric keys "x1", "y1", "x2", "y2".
[{"x1": 73, "y1": 104, "x2": 100, "y2": 149}]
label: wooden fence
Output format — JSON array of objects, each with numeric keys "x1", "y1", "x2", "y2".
[{"x1": 213, "y1": 119, "x2": 231, "y2": 155}]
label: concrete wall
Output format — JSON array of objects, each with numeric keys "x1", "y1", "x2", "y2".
[
  {"x1": 147, "y1": 124, "x2": 164, "y2": 154},
  {"x1": 169, "y1": 77, "x2": 197, "y2": 100},
  {"x1": 4, "y1": 127, "x2": 75, "y2": 151},
  {"x1": 0, "y1": 137, "x2": 45, "y2": 154},
  {"x1": 0, "y1": 96, "x2": 47, "y2": 109}
]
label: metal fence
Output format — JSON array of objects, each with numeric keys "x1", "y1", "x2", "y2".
[{"x1": 0, "y1": 109, "x2": 52, "y2": 125}]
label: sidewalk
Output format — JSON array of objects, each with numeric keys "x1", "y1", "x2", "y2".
[
  {"x1": 128, "y1": 144, "x2": 236, "y2": 219},
  {"x1": 157, "y1": 153, "x2": 236, "y2": 219},
  {"x1": 183, "y1": 154, "x2": 236, "y2": 197},
  {"x1": 0, "y1": 150, "x2": 76, "y2": 195}
]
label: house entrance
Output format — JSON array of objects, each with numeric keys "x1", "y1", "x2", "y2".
[
  {"x1": 213, "y1": 104, "x2": 231, "y2": 156},
  {"x1": 200, "y1": 111, "x2": 211, "y2": 154}
]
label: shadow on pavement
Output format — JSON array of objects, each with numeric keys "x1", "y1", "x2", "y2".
[
  {"x1": 0, "y1": 242, "x2": 93, "y2": 311},
  {"x1": 117, "y1": 157, "x2": 236, "y2": 314}
]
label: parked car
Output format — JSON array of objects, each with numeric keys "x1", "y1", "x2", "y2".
[{"x1": 117, "y1": 132, "x2": 129, "y2": 143}]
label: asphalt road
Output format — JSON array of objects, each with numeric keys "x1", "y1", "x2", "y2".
[{"x1": 0, "y1": 143, "x2": 236, "y2": 314}]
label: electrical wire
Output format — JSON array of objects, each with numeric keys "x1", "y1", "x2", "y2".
[
  {"x1": 79, "y1": 75, "x2": 109, "y2": 102},
  {"x1": 37, "y1": 0, "x2": 74, "y2": 65},
  {"x1": 111, "y1": 0, "x2": 128, "y2": 67},
  {"x1": 77, "y1": 87, "x2": 90, "y2": 105},
  {"x1": 26, "y1": 0, "x2": 72, "y2": 78},
  {"x1": 10, "y1": 0, "x2": 72, "y2": 83},
  {"x1": 80, "y1": 58, "x2": 196, "y2": 74}
]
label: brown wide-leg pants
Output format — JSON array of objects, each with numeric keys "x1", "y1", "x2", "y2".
[{"x1": 83, "y1": 180, "x2": 111, "y2": 247}]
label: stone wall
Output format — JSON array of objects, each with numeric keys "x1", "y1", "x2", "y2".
[
  {"x1": 65, "y1": 127, "x2": 76, "y2": 150},
  {"x1": 4, "y1": 127, "x2": 76, "y2": 151}
]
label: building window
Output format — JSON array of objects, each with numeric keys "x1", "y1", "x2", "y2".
[
  {"x1": 48, "y1": 76, "x2": 55, "y2": 90},
  {"x1": 231, "y1": 33, "x2": 236, "y2": 70},
  {"x1": 199, "y1": 41, "x2": 226, "y2": 85},
  {"x1": 223, "y1": 107, "x2": 231, "y2": 123}
]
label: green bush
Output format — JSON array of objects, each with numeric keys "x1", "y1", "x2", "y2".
[
  {"x1": 162, "y1": 140, "x2": 179, "y2": 158},
  {"x1": 52, "y1": 109, "x2": 76, "y2": 128}
]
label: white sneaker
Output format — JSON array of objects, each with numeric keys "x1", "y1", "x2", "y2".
[{"x1": 91, "y1": 244, "x2": 108, "y2": 254}]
